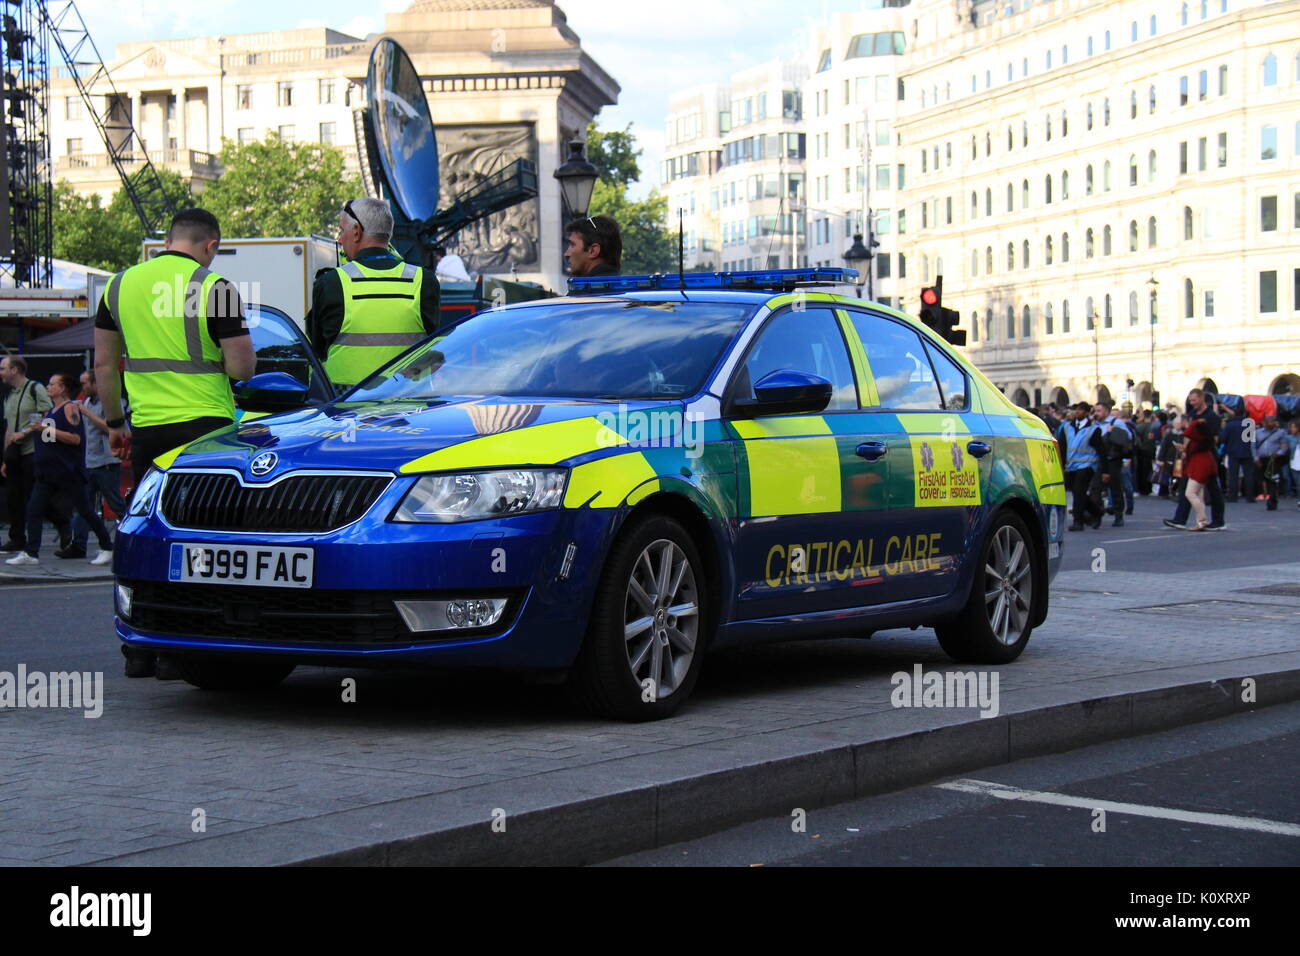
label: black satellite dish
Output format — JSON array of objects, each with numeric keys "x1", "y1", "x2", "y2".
[
  {"x1": 358, "y1": 37, "x2": 539, "y2": 262},
  {"x1": 367, "y1": 39, "x2": 440, "y2": 223}
]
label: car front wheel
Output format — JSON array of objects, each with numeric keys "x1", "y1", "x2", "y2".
[{"x1": 569, "y1": 515, "x2": 708, "y2": 721}]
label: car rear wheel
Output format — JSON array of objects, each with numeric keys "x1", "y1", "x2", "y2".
[
  {"x1": 177, "y1": 656, "x2": 295, "y2": 691},
  {"x1": 569, "y1": 515, "x2": 708, "y2": 721},
  {"x1": 935, "y1": 511, "x2": 1037, "y2": 664}
]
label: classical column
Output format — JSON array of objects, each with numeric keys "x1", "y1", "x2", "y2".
[
  {"x1": 129, "y1": 91, "x2": 143, "y2": 153},
  {"x1": 172, "y1": 88, "x2": 186, "y2": 153},
  {"x1": 205, "y1": 84, "x2": 218, "y2": 154}
]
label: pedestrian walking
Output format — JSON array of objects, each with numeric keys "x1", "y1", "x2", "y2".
[
  {"x1": 1164, "y1": 389, "x2": 1226, "y2": 530},
  {"x1": 1134, "y1": 409, "x2": 1157, "y2": 495},
  {"x1": 93, "y1": 207, "x2": 256, "y2": 676},
  {"x1": 64, "y1": 369, "x2": 127, "y2": 558},
  {"x1": 307, "y1": 197, "x2": 440, "y2": 391},
  {"x1": 1221, "y1": 407, "x2": 1257, "y2": 501},
  {"x1": 1256, "y1": 415, "x2": 1287, "y2": 511},
  {"x1": 4, "y1": 373, "x2": 114, "y2": 566},
  {"x1": 1179, "y1": 417, "x2": 1217, "y2": 531},
  {"x1": 1057, "y1": 401, "x2": 1105, "y2": 531}
]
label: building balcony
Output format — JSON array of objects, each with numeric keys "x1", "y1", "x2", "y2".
[{"x1": 56, "y1": 149, "x2": 223, "y2": 197}]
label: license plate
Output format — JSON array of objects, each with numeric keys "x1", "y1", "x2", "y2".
[{"x1": 169, "y1": 543, "x2": 313, "y2": 588}]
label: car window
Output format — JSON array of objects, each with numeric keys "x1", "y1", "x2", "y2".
[
  {"x1": 924, "y1": 340, "x2": 969, "y2": 411},
  {"x1": 734, "y1": 307, "x2": 858, "y2": 410},
  {"x1": 246, "y1": 305, "x2": 332, "y2": 401},
  {"x1": 847, "y1": 311, "x2": 943, "y2": 410},
  {"x1": 349, "y1": 300, "x2": 752, "y2": 402}
]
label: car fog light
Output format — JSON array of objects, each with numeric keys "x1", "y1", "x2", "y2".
[
  {"x1": 116, "y1": 583, "x2": 133, "y2": 620},
  {"x1": 395, "y1": 598, "x2": 508, "y2": 633}
]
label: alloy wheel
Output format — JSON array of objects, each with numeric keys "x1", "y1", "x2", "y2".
[
  {"x1": 623, "y1": 538, "x2": 699, "y2": 700},
  {"x1": 982, "y1": 524, "x2": 1032, "y2": 645}
]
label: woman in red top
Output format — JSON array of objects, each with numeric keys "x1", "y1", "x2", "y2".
[{"x1": 1181, "y1": 418, "x2": 1217, "y2": 531}]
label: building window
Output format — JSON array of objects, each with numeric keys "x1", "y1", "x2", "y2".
[
  {"x1": 277, "y1": 82, "x2": 294, "y2": 107},
  {"x1": 1045, "y1": 236, "x2": 1053, "y2": 265},
  {"x1": 1217, "y1": 132, "x2": 1228, "y2": 167},
  {"x1": 1260, "y1": 271, "x2": 1277, "y2": 313},
  {"x1": 1022, "y1": 239, "x2": 1030, "y2": 269},
  {"x1": 1086, "y1": 165, "x2": 1094, "y2": 195},
  {"x1": 1148, "y1": 149, "x2": 1157, "y2": 180},
  {"x1": 1261, "y1": 125, "x2": 1277, "y2": 160},
  {"x1": 1103, "y1": 98, "x2": 1110, "y2": 125},
  {"x1": 1061, "y1": 109, "x2": 1068, "y2": 137},
  {"x1": 1104, "y1": 294, "x2": 1113, "y2": 328},
  {"x1": 1104, "y1": 30, "x2": 1111, "y2": 51},
  {"x1": 277, "y1": 124, "x2": 295, "y2": 142},
  {"x1": 1006, "y1": 182, "x2": 1014, "y2": 211},
  {"x1": 985, "y1": 188, "x2": 992, "y2": 216},
  {"x1": 1149, "y1": 85, "x2": 1157, "y2": 113},
  {"x1": 1129, "y1": 220, "x2": 1138, "y2": 252},
  {"x1": 319, "y1": 79, "x2": 335, "y2": 105},
  {"x1": 877, "y1": 165, "x2": 891, "y2": 191},
  {"x1": 65, "y1": 96, "x2": 85, "y2": 120},
  {"x1": 66, "y1": 137, "x2": 82, "y2": 155},
  {"x1": 1006, "y1": 306, "x2": 1016, "y2": 339},
  {"x1": 1045, "y1": 174, "x2": 1052, "y2": 204},
  {"x1": 1181, "y1": 2, "x2": 1188, "y2": 25},
  {"x1": 237, "y1": 85, "x2": 252, "y2": 109},
  {"x1": 1045, "y1": 303, "x2": 1054, "y2": 334},
  {"x1": 1007, "y1": 242, "x2": 1015, "y2": 270},
  {"x1": 971, "y1": 249, "x2": 979, "y2": 277},
  {"x1": 971, "y1": 312, "x2": 979, "y2": 343},
  {"x1": 1180, "y1": 76, "x2": 1189, "y2": 106},
  {"x1": 1086, "y1": 103, "x2": 1094, "y2": 130},
  {"x1": 1130, "y1": 91, "x2": 1138, "y2": 119},
  {"x1": 1130, "y1": 21, "x2": 1138, "y2": 42},
  {"x1": 1184, "y1": 206, "x2": 1194, "y2": 239},
  {"x1": 1199, "y1": 69, "x2": 1208, "y2": 101},
  {"x1": 1204, "y1": 290, "x2": 1215, "y2": 317},
  {"x1": 1061, "y1": 171, "x2": 1069, "y2": 200},
  {"x1": 1023, "y1": 305, "x2": 1032, "y2": 337},
  {"x1": 1086, "y1": 297, "x2": 1096, "y2": 330},
  {"x1": 1130, "y1": 291, "x2": 1140, "y2": 325},
  {"x1": 319, "y1": 122, "x2": 336, "y2": 145},
  {"x1": 1184, "y1": 279, "x2": 1195, "y2": 318},
  {"x1": 1261, "y1": 195, "x2": 1278, "y2": 231},
  {"x1": 1022, "y1": 179, "x2": 1029, "y2": 207},
  {"x1": 1218, "y1": 64, "x2": 1228, "y2": 96},
  {"x1": 1263, "y1": 54, "x2": 1277, "y2": 87},
  {"x1": 1129, "y1": 154, "x2": 1137, "y2": 186},
  {"x1": 1103, "y1": 161, "x2": 1112, "y2": 191},
  {"x1": 1062, "y1": 232, "x2": 1070, "y2": 262},
  {"x1": 1087, "y1": 37, "x2": 1094, "y2": 56},
  {"x1": 237, "y1": 127, "x2": 254, "y2": 144},
  {"x1": 1063, "y1": 301, "x2": 1071, "y2": 333},
  {"x1": 1198, "y1": 137, "x2": 1207, "y2": 170},
  {"x1": 1103, "y1": 225, "x2": 1112, "y2": 255},
  {"x1": 1148, "y1": 216, "x2": 1158, "y2": 247},
  {"x1": 1086, "y1": 228, "x2": 1095, "y2": 258},
  {"x1": 1180, "y1": 141, "x2": 1188, "y2": 173},
  {"x1": 986, "y1": 246, "x2": 993, "y2": 273},
  {"x1": 1150, "y1": 14, "x2": 1157, "y2": 35},
  {"x1": 1022, "y1": 121, "x2": 1029, "y2": 147}
]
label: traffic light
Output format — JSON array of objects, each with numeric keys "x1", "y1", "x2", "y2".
[{"x1": 918, "y1": 276, "x2": 966, "y2": 346}]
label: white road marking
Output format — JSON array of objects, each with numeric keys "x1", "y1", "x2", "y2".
[
  {"x1": 1098, "y1": 534, "x2": 1180, "y2": 545},
  {"x1": 937, "y1": 778, "x2": 1300, "y2": 837},
  {"x1": 0, "y1": 581, "x2": 113, "y2": 591}
]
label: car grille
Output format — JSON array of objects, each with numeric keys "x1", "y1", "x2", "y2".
[
  {"x1": 160, "y1": 472, "x2": 391, "y2": 533},
  {"x1": 126, "y1": 580, "x2": 422, "y2": 645}
]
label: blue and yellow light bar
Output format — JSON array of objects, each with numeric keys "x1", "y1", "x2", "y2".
[{"x1": 568, "y1": 267, "x2": 860, "y2": 295}]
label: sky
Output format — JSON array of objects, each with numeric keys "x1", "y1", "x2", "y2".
[{"x1": 70, "y1": 0, "x2": 874, "y2": 199}]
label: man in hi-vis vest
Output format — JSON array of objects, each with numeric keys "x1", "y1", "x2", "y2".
[
  {"x1": 94, "y1": 207, "x2": 256, "y2": 677},
  {"x1": 307, "y1": 197, "x2": 440, "y2": 391}
]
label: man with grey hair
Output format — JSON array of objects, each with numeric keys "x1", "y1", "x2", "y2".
[{"x1": 307, "y1": 197, "x2": 440, "y2": 390}]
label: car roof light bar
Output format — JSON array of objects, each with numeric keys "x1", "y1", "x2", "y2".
[{"x1": 567, "y1": 267, "x2": 860, "y2": 295}]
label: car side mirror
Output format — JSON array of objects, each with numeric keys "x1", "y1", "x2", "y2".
[
  {"x1": 730, "y1": 369, "x2": 834, "y2": 419},
  {"x1": 233, "y1": 371, "x2": 310, "y2": 412}
]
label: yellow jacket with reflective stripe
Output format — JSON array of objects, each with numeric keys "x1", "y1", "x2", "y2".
[
  {"x1": 325, "y1": 258, "x2": 426, "y2": 386},
  {"x1": 106, "y1": 254, "x2": 234, "y2": 428}
]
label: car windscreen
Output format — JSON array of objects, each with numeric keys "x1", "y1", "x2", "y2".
[{"x1": 346, "y1": 300, "x2": 754, "y2": 401}]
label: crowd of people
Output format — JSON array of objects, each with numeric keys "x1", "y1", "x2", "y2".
[
  {"x1": 1, "y1": 356, "x2": 120, "y2": 565},
  {"x1": 1036, "y1": 389, "x2": 1300, "y2": 533}
]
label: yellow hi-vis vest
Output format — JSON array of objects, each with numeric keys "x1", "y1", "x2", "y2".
[
  {"x1": 104, "y1": 254, "x2": 235, "y2": 428},
  {"x1": 324, "y1": 258, "x2": 426, "y2": 387}
]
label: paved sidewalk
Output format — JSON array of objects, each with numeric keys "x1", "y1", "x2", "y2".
[{"x1": 1, "y1": 555, "x2": 1298, "y2": 866}]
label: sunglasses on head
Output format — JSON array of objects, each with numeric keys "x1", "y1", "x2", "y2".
[{"x1": 343, "y1": 201, "x2": 362, "y2": 229}]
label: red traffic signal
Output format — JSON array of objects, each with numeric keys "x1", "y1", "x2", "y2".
[{"x1": 920, "y1": 286, "x2": 939, "y2": 306}]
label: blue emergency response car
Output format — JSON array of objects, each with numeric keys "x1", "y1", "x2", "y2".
[{"x1": 113, "y1": 269, "x2": 1065, "y2": 720}]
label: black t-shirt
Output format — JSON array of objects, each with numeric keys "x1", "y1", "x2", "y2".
[{"x1": 94, "y1": 251, "x2": 249, "y2": 342}]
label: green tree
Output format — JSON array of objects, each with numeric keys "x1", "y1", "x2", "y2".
[
  {"x1": 584, "y1": 122, "x2": 675, "y2": 273},
  {"x1": 52, "y1": 168, "x2": 193, "y2": 272},
  {"x1": 201, "y1": 133, "x2": 361, "y2": 238}
]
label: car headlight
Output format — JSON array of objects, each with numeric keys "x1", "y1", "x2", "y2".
[
  {"x1": 393, "y1": 469, "x2": 567, "y2": 522},
  {"x1": 127, "y1": 468, "x2": 166, "y2": 517}
]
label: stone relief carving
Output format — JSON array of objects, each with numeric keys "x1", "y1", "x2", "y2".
[{"x1": 438, "y1": 122, "x2": 539, "y2": 274}]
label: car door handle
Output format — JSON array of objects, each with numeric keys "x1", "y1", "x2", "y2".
[
  {"x1": 967, "y1": 441, "x2": 992, "y2": 458},
  {"x1": 856, "y1": 441, "x2": 888, "y2": 460}
]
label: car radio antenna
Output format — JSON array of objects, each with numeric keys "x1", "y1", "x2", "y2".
[{"x1": 677, "y1": 208, "x2": 685, "y2": 292}]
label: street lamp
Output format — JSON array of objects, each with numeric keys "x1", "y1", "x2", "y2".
[
  {"x1": 843, "y1": 232, "x2": 871, "y2": 296},
  {"x1": 553, "y1": 139, "x2": 599, "y2": 220},
  {"x1": 1147, "y1": 274, "x2": 1159, "y2": 408}
]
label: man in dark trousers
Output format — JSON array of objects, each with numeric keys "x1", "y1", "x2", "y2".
[
  {"x1": 1221, "y1": 407, "x2": 1257, "y2": 501},
  {"x1": 1164, "y1": 388, "x2": 1226, "y2": 530},
  {"x1": 307, "y1": 197, "x2": 440, "y2": 391},
  {"x1": 563, "y1": 215, "x2": 622, "y2": 277},
  {"x1": 94, "y1": 207, "x2": 257, "y2": 675},
  {"x1": 1057, "y1": 401, "x2": 1106, "y2": 531}
]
